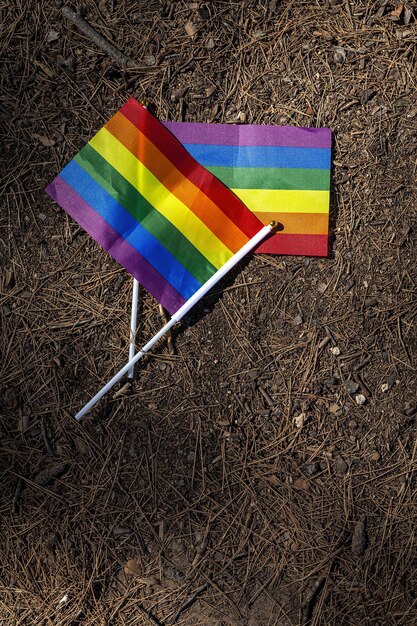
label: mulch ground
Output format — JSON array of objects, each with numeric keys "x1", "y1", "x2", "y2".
[{"x1": 1, "y1": 1, "x2": 416, "y2": 625}]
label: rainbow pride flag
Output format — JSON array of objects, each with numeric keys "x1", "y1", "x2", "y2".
[
  {"x1": 45, "y1": 98, "x2": 264, "y2": 315},
  {"x1": 163, "y1": 120, "x2": 331, "y2": 256}
]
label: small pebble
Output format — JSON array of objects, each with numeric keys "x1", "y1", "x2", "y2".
[
  {"x1": 404, "y1": 402, "x2": 417, "y2": 417},
  {"x1": 333, "y1": 46, "x2": 346, "y2": 64},
  {"x1": 334, "y1": 452, "x2": 348, "y2": 474},
  {"x1": 293, "y1": 412, "x2": 306, "y2": 428},
  {"x1": 345, "y1": 380, "x2": 360, "y2": 394},
  {"x1": 330, "y1": 346, "x2": 341, "y2": 356},
  {"x1": 370, "y1": 451, "x2": 380, "y2": 462},
  {"x1": 355, "y1": 394, "x2": 367, "y2": 405},
  {"x1": 45, "y1": 533, "x2": 59, "y2": 549},
  {"x1": 304, "y1": 462, "x2": 320, "y2": 476},
  {"x1": 38, "y1": 213, "x2": 47, "y2": 221},
  {"x1": 252, "y1": 28, "x2": 265, "y2": 39},
  {"x1": 294, "y1": 314, "x2": 303, "y2": 326},
  {"x1": 198, "y1": 5, "x2": 210, "y2": 19},
  {"x1": 380, "y1": 383, "x2": 390, "y2": 393}
]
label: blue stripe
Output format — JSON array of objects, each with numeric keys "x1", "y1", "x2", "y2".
[
  {"x1": 183, "y1": 144, "x2": 331, "y2": 170},
  {"x1": 60, "y1": 160, "x2": 202, "y2": 299}
]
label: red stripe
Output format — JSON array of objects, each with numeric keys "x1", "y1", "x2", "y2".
[
  {"x1": 256, "y1": 233, "x2": 328, "y2": 256},
  {"x1": 119, "y1": 98, "x2": 263, "y2": 240}
]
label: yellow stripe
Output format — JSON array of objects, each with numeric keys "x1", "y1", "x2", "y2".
[
  {"x1": 89, "y1": 128, "x2": 233, "y2": 269},
  {"x1": 231, "y1": 189, "x2": 330, "y2": 214}
]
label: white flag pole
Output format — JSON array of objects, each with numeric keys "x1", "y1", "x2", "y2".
[
  {"x1": 127, "y1": 278, "x2": 140, "y2": 379},
  {"x1": 74, "y1": 223, "x2": 274, "y2": 421}
]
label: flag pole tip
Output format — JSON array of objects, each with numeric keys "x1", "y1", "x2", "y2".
[{"x1": 269, "y1": 220, "x2": 277, "y2": 228}]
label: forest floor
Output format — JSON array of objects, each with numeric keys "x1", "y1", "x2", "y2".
[{"x1": 1, "y1": 1, "x2": 416, "y2": 625}]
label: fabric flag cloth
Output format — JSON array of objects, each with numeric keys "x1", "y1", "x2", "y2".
[
  {"x1": 163, "y1": 120, "x2": 332, "y2": 257},
  {"x1": 45, "y1": 98, "x2": 265, "y2": 316}
]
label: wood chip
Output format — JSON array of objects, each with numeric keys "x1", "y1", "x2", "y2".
[
  {"x1": 352, "y1": 517, "x2": 367, "y2": 556},
  {"x1": 34, "y1": 463, "x2": 68, "y2": 486}
]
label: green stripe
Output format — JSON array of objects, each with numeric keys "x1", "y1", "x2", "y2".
[
  {"x1": 206, "y1": 166, "x2": 330, "y2": 191},
  {"x1": 75, "y1": 144, "x2": 217, "y2": 285}
]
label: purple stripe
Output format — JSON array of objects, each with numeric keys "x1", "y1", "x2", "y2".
[
  {"x1": 163, "y1": 120, "x2": 331, "y2": 149},
  {"x1": 45, "y1": 176, "x2": 186, "y2": 315}
]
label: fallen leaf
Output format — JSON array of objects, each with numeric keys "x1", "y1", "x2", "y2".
[
  {"x1": 266, "y1": 474, "x2": 280, "y2": 486},
  {"x1": 32, "y1": 59, "x2": 54, "y2": 77},
  {"x1": 46, "y1": 29, "x2": 59, "y2": 43},
  {"x1": 294, "y1": 477, "x2": 310, "y2": 491},
  {"x1": 388, "y1": 4, "x2": 403, "y2": 21},
  {"x1": 73, "y1": 436, "x2": 89, "y2": 456},
  {"x1": 185, "y1": 21, "x2": 197, "y2": 37},
  {"x1": 312, "y1": 30, "x2": 333, "y2": 41},
  {"x1": 32, "y1": 133, "x2": 55, "y2": 147},
  {"x1": 124, "y1": 557, "x2": 142, "y2": 576}
]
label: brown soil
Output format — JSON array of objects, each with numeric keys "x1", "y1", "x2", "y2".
[{"x1": 1, "y1": 1, "x2": 416, "y2": 625}]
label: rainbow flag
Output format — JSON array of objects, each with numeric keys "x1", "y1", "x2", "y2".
[
  {"x1": 163, "y1": 120, "x2": 331, "y2": 256},
  {"x1": 45, "y1": 98, "x2": 264, "y2": 315}
]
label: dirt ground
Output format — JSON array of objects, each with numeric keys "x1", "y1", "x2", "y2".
[{"x1": 1, "y1": 1, "x2": 416, "y2": 624}]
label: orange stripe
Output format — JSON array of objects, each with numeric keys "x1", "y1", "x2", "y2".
[
  {"x1": 105, "y1": 112, "x2": 248, "y2": 253},
  {"x1": 254, "y1": 211, "x2": 328, "y2": 235}
]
